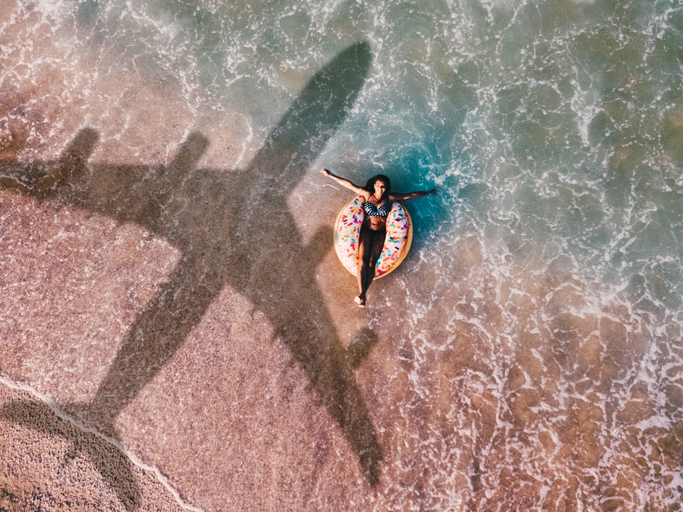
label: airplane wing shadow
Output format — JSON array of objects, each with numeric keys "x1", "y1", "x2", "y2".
[{"x1": 1, "y1": 41, "x2": 382, "y2": 509}]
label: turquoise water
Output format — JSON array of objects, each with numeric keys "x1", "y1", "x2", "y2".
[
  {"x1": 67, "y1": 0, "x2": 683, "y2": 281},
  {"x1": 2, "y1": 0, "x2": 683, "y2": 509}
]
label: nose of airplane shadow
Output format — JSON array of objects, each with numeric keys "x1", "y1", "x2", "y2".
[{"x1": 250, "y1": 41, "x2": 373, "y2": 186}]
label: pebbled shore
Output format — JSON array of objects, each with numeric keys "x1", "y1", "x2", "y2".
[{"x1": 0, "y1": 382, "x2": 187, "y2": 512}]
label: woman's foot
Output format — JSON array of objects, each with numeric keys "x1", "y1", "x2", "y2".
[{"x1": 355, "y1": 295, "x2": 366, "y2": 307}]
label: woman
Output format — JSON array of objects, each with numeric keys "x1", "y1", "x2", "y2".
[{"x1": 320, "y1": 168, "x2": 437, "y2": 307}]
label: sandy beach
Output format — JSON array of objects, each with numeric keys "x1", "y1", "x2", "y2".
[
  {"x1": 3, "y1": 0, "x2": 683, "y2": 510},
  {"x1": 0, "y1": 382, "x2": 186, "y2": 511}
]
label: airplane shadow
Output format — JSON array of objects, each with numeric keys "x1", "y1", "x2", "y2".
[
  {"x1": 0, "y1": 41, "x2": 382, "y2": 509},
  {"x1": 0, "y1": 398, "x2": 141, "y2": 509}
]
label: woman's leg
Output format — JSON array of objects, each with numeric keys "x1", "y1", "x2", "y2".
[{"x1": 356, "y1": 228, "x2": 386, "y2": 305}]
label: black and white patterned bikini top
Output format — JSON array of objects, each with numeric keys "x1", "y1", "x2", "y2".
[{"x1": 363, "y1": 200, "x2": 391, "y2": 218}]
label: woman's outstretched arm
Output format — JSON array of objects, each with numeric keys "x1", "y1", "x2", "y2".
[
  {"x1": 320, "y1": 168, "x2": 366, "y2": 196},
  {"x1": 388, "y1": 187, "x2": 438, "y2": 201}
]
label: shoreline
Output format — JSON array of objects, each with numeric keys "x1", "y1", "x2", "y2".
[{"x1": 0, "y1": 376, "x2": 195, "y2": 512}]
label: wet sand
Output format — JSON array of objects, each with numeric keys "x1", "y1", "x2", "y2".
[{"x1": 0, "y1": 382, "x2": 186, "y2": 512}]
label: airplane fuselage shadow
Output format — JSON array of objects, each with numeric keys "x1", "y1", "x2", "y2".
[{"x1": 0, "y1": 41, "x2": 382, "y2": 510}]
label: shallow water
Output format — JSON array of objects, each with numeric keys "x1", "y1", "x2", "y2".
[{"x1": 1, "y1": 0, "x2": 683, "y2": 510}]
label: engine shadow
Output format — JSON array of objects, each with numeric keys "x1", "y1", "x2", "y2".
[{"x1": 0, "y1": 41, "x2": 383, "y2": 509}]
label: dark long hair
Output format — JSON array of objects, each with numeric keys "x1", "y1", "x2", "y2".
[{"x1": 364, "y1": 174, "x2": 391, "y2": 202}]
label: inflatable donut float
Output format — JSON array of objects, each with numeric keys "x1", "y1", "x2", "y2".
[{"x1": 333, "y1": 195, "x2": 412, "y2": 278}]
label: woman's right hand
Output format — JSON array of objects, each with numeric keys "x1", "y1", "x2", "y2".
[{"x1": 320, "y1": 168, "x2": 331, "y2": 177}]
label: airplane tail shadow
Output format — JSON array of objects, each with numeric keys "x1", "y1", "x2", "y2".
[{"x1": 0, "y1": 399, "x2": 141, "y2": 510}]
